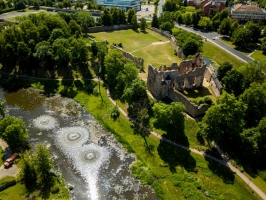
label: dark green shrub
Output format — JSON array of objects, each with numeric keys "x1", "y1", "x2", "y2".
[{"x1": 130, "y1": 160, "x2": 154, "y2": 185}]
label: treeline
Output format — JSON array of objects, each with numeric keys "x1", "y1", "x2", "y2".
[{"x1": 199, "y1": 60, "x2": 266, "y2": 170}]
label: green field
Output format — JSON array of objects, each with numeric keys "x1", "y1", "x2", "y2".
[
  {"x1": 89, "y1": 29, "x2": 182, "y2": 72},
  {"x1": 251, "y1": 50, "x2": 266, "y2": 60},
  {"x1": 73, "y1": 82, "x2": 261, "y2": 200},
  {"x1": 202, "y1": 41, "x2": 244, "y2": 68}
]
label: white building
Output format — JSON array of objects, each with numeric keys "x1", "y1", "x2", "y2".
[
  {"x1": 231, "y1": 4, "x2": 266, "y2": 22},
  {"x1": 97, "y1": 0, "x2": 141, "y2": 11}
]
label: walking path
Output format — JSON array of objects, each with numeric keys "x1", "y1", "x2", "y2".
[{"x1": 0, "y1": 71, "x2": 266, "y2": 199}]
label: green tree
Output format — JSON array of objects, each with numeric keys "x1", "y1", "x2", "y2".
[
  {"x1": 217, "y1": 62, "x2": 233, "y2": 81},
  {"x1": 232, "y1": 27, "x2": 251, "y2": 48},
  {"x1": 0, "y1": 0, "x2": 6, "y2": 9},
  {"x1": 0, "y1": 116, "x2": 29, "y2": 150},
  {"x1": 218, "y1": 18, "x2": 231, "y2": 35},
  {"x1": 33, "y1": 143, "x2": 54, "y2": 185},
  {"x1": 34, "y1": 41, "x2": 54, "y2": 69},
  {"x1": 116, "y1": 60, "x2": 138, "y2": 91},
  {"x1": 140, "y1": 17, "x2": 146, "y2": 32},
  {"x1": 238, "y1": 60, "x2": 266, "y2": 87},
  {"x1": 118, "y1": 9, "x2": 127, "y2": 24},
  {"x1": 101, "y1": 8, "x2": 113, "y2": 26},
  {"x1": 37, "y1": 25, "x2": 50, "y2": 41},
  {"x1": 240, "y1": 83, "x2": 266, "y2": 128},
  {"x1": 182, "y1": 39, "x2": 201, "y2": 57},
  {"x1": 122, "y1": 78, "x2": 147, "y2": 105},
  {"x1": 63, "y1": 0, "x2": 71, "y2": 8},
  {"x1": 130, "y1": 14, "x2": 138, "y2": 30},
  {"x1": 160, "y1": 22, "x2": 173, "y2": 33},
  {"x1": 52, "y1": 38, "x2": 71, "y2": 67},
  {"x1": 21, "y1": 151, "x2": 37, "y2": 189},
  {"x1": 17, "y1": 41, "x2": 31, "y2": 71},
  {"x1": 48, "y1": 28, "x2": 65, "y2": 43},
  {"x1": 127, "y1": 9, "x2": 136, "y2": 24},
  {"x1": 182, "y1": 13, "x2": 191, "y2": 25},
  {"x1": 57, "y1": 2, "x2": 63, "y2": 8},
  {"x1": 245, "y1": 21, "x2": 261, "y2": 42},
  {"x1": 198, "y1": 17, "x2": 212, "y2": 30},
  {"x1": 152, "y1": 102, "x2": 185, "y2": 134},
  {"x1": 191, "y1": 12, "x2": 199, "y2": 27},
  {"x1": 69, "y1": 37, "x2": 89, "y2": 65},
  {"x1": 262, "y1": 37, "x2": 266, "y2": 55},
  {"x1": 199, "y1": 93, "x2": 246, "y2": 144},
  {"x1": 151, "y1": 14, "x2": 159, "y2": 28},
  {"x1": 104, "y1": 49, "x2": 124, "y2": 87},
  {"x1": 219, "y1": 9, "x2": 228, "y2": 21},
  {"x1": 111, "y1": 8, "x2": 119, "y2": 25},
  {"x1": 222, "y1": 69, "x2": 245, "y2": 96},
  {"x1": 0, "y1": 99, "x2": 5, "y2": 118},
  {"x1": 69, "y1": 19, "x2": 82, "y2": 37},
  {"x1": 76, "y1": 12, "x2": 95, "y2": 35},
  {"x1": 211, "y1": 13, "x2": 220, "y2": 31},
  {"x1": 16, "y1": 1, "x2": 26, "y2": 10}
]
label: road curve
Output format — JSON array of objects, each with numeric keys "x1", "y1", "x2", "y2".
[{"x1": 175, "y1": 24, "x2": 253, "y2": 64}]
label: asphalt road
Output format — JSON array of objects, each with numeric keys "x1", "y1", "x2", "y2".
[{"x1": 175, "y1": 24, "x2": 253, "y2": 63}]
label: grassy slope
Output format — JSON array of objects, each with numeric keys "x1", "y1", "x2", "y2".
[
  {"x1": 74, "y1": 83, "x2": 261, "y2": 200},
  {"x1": 251, "y1": 50, "x2": 266, "y2": 60},
  {"x1": 202, "y1": 41, "x2": 244, "y2": 68}
]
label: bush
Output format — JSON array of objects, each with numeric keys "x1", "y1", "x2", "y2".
[
  {"x1": 51, "y1": 184, "x2": 60, "y2": 194},
  {"x1": 192, "y1": 96, "x2": 212, "y2": 105},
  {"x1": 110, "y1": 104, "x2": 120, "y2": 120},
  {"x1": 130, "y1": 160, "x2": 154, "y2": 185},
  {"x1": 151, "y1": 180, "x2": 165, "y2": 198},
  {"x1": 93, "y1": 85, "x2": 99, "y2": 96}
]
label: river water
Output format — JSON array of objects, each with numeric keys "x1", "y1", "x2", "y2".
[{"x1": 0, "y1": 88, "x2": 159, "y2": 200}]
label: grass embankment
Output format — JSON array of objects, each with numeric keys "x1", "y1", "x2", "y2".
[
  {"x1": 251, "y1": 50, "x2": 266, "y2": 60},
  {"x1": 218, "y1": 37, "x2": 252, "y2": 56},
  {"x1": 89, "y1": 29, "x2": 182, "y2": 72},
  {"x1": 74, "y1": 82, "x2": 260, "y2": 200},
  {"x1": 202, "y1": 41, "x2": 244, "y2": 68},
  {"x1": 0, "y1": 175, "x2": 69, "y2": 200}
]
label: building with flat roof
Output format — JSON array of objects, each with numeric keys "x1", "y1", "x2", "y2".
[
  {"x1": 231, "y1": 4, "x2": 266, "y2": 21},
  {"x1": 96, "y1": 0, "x2": 141, "y2": 11}
]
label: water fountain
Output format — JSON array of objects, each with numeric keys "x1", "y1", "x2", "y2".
[
  {"x1": 33, "y1": 115, "x2": 58, "y2": 130},
  {"x1": 0, "y1": 88, "x2": 159, "y2": 200}
]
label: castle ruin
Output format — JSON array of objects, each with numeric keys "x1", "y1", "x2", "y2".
[{"x1": 147, "y1": 53, "x2": 222, "y2": 117}]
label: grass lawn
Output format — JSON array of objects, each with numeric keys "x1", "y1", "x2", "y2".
[
  {"x1": 73, "y1": 82, "x2": 261, "y2": 200},
  {"x1": 90, "y1": 29, "x2": 182, "y2": 76},
  {"x1": 251, "y1": 50, "x2": 266, "y2": 60},
  {"x1": 0, "y1": 175, "x2": 69, "y2": 200},
  {"x1": 218, "y1": 37, "x2": 252, "y2": 56},
  {"x1": 244, "y1": 172, "x2": 266, "y2": 195},
  {"x1": 202, "y1": 41, "x2": 244, "y2": 68},
  {"x1": 89, "y1": 29, "x2": 169, "y2": 52}
]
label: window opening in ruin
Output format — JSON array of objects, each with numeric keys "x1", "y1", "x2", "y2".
[{"x1": 193, "y1": 77, "x2": 196, "y2": 87}]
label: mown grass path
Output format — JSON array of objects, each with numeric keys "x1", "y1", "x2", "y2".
[{"x1": 0, "y1": 70, "x2": 265, "y2": 199}]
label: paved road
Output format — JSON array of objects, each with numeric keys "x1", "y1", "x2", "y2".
[{"x1": 175, "y1": 24, "x2": 253, "y2": 63}]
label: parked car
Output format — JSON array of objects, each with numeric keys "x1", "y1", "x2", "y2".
[
  {"x1": 4, "y1": 153, "x2": 18, "y2": 167},
  {"x1": 0, "y1": 18, "x2": 5, "y2": 22}
]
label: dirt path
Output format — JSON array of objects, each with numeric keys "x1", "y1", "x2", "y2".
[
  {"x1": 0, "y1": 139, "x2": 20, "y2": 179},
  {"x1": 131, "y1": 41, "x2": 170, "y2": 53}
]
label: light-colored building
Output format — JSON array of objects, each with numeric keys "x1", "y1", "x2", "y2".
[
  {"x1": 231, "y1": 4, "x2": 266, "y2": 21},
  {"x1": 96, "y1": 0, "x2": 141, "y2": 11}
]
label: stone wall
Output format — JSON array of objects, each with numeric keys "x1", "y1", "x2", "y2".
[
  {"x1": 204, "y1": 65, "x2": 222, "y2": 96},
  {"x1": 110, "y1": 45, "x2": 144, "y2": 68},
  {"x1": 88, "y1": 24, "x2": 132, "y2": 33},
  {"x1": 147, "y1": 27, "x2": 186, "y2": 58},
  {"x1": 168, "y1": 90, "x2": 210, "y2": 117}
]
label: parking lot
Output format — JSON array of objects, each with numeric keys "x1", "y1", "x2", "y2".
[{"x1": 137, "y1": 5, "x2": 155, "y2": 20}]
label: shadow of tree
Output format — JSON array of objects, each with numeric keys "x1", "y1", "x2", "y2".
[
  {"x1": 157, "y1": 140, "x2": 196, "y2": 173},
  {"x1": 205, "y1": 157, "x2": 235, "y2": 184},
  {"x1": 42, "y1": 80, "x2": 59, "y2": 94}
]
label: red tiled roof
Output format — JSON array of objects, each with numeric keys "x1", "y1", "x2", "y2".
[{"x1": 235, "y1": 4, "x2": 263, "y2": 12}]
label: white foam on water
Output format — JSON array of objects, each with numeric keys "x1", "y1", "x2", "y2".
[
  {"x1": 33, "y1": 115, "x2": 58, "y2": 130},
  {"x1": 54, "y1": 127, "x2": 110, "y2": 200}
]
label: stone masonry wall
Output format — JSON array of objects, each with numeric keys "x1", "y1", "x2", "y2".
[
  {"x1": 110, "y1": 45, "x2": 144, "y2": 68},
  {"x1": 88, "y1": 24, "x2": 132, "y2": 33},
  {"x1": 204, "y1": 65, "x2": 222, "y2": 96}
]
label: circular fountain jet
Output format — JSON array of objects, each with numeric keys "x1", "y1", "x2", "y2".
[
  {"x1": 56, "y1": 126, "x2": 90, "y2": 147},
  {"x1": 55, "y1": 127, "x2": 110, "y2": 200},
  {"x1": 34, "y1": 115, "x2": 58, "y2": 130}
]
